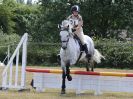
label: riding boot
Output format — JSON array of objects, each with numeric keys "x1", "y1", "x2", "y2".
[{"x1": 83, "y1": 44, "x2": 91, "y2": 61}]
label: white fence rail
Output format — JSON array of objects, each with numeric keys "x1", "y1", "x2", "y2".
[
  {"x1": 26, "y1": 68, "x2": 133, "y2": 95},
  {"x1": 1, "y1": 33, "x2": 28, "y2": 90},
  {"x1": 33, "y1": 73, "x2": 133, "y2": 95}
]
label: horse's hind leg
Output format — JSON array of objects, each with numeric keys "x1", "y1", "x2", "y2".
[
  {"x1": 86, "y1": 63, "x2": 90, "y2": 71},
  {"x1": 91, "y1": 65, "x2": 94, "y2": 71},
  {"x1": 86, "y1": 60, "x2": 94, "y2": 72},
  {"x1": 90, "y1": 60, "x2": 94, "y2": 72}
]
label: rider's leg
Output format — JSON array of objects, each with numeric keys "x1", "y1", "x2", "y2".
[
  {"x1": 74, "y1": 29, "x2": 91, "y2": 60},
  {"x1": 82, "y1": 44, "x2": 91, "y2": 60}
]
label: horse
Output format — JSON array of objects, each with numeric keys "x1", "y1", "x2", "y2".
[{"x1": 58, "y1": 20, "x2": 105, "y2": 94}]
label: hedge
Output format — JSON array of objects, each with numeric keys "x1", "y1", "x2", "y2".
[
  {"x1": 95, "y1": 38, "x2": 133, "y2": 68},
  {"x1": 27, "y1": 39, "x2": 133, "y2": 69},
  {"x1": 0, "y1": 37, "x2": 132, "y2": 68}
]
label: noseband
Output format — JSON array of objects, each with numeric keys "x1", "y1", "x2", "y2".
[{"x1": 61, "y1": 38, "x2": 69, "y2": 43}]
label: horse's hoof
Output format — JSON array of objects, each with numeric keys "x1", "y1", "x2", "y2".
[
  {"x1": 30, "y1": 79, "x2": 36, "y2": 89},
  {"x1": 91, "y1": 69, "x2": 94, "y2": 72},
  {"x1": 61, "y1": 89, "x2": 66, "y2": 94},
  {"x1": 67, "y1": 75, "x2": 72, "y2": 81}
]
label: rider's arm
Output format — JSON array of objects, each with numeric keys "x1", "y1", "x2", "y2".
[
  {"x1": 79, "y1": 16, "x2": 83, "y2": 26},
  {"x1": 76, "y1": 15, "x2": 83, "y2": 30}
]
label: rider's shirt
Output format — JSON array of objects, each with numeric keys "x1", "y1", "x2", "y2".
[{"x1": 67, "y1": 14, "x2": 83, "y2": 28}]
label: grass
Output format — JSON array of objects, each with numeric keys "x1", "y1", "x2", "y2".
[{"x1": 1, "y1": 66, "x2": 133, "y2": 99}]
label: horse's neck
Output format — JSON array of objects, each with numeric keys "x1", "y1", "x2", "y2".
[
  {"x1": 68, "y1": 37, "x2": 78, "y2": 51},
  {"x1": 61, "y1": 36, "x2": 80, "y2": 65},
  {"x1": 67, "y1": 37, "x2": 80, "y2": 61}
]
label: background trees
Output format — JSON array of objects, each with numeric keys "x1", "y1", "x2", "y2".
[
  {"x1": 29, "y1": 0, "x2": 133, "y2": 42},
  {"x1": 0, "y1": 0, "x2": 132, "y2": 67},
  {"x1": 0, "y1": 0, "x2": 16, "y2": 34},
  {"x1": 0, "y1": 0, "x2": 132, "y2": 40}
]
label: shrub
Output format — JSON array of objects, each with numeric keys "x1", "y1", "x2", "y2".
[
  {"x1": 0, "y1": 33, "x2": 20, "y2": 63},
  {"x1": 95, "y1": 38, "x2": 133, "y2": 68},
  {"x1": 26, "y1": 38, "x2": 133, "y2": 68}
]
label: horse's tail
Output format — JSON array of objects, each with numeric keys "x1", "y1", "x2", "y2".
[{"x1": 92, "y1": 49, "x2": 105, "y2": 63}]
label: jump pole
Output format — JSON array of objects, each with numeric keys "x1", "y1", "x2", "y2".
[{"x1": 26, "y1": 68, "x2": 133, "y2": 95}]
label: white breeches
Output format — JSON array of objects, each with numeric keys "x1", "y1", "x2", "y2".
[{"x1": 74, "y1": 27, "x2": 85, "y2": 45}]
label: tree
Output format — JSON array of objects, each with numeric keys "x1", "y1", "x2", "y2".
[
  {"x1": 31, "y1": 0, "x2": 71, "y2": 42},
  {"x1": 80, "y1": 0, "x2": 133, "y2": 38},
  {"x1": 13, "y1": 4, "x2": 39, "y2": 35},
  {"x1": 0, "y1": 0, "x2": 16, "y2": 34},
  {"x1": 31, "y1": 0, "x2": 133, "y2": 42}
]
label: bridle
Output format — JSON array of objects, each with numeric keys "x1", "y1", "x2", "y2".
[{"x1": 59, "y1": 26, "x2": 71, "y2": 50}]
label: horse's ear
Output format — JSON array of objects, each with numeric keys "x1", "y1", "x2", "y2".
[{"x1": 58, "y1": 24, "x2": 61, "y2": 29}]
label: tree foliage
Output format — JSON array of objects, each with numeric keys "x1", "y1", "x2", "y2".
[
  {"x1": 30, "y1": 0, "x2": 70, "y2": 42},
  {"x1": 0, "y1": 0, "x2": 16, "y2": 34},
  {"x1": 0, "y1": 0, "x2": 132, "y2": 67},
  {"x1": 0, "y1": 0, "x2": 132, "y2": 40},
  {"x1": 13, "y1": 4, "x2": 39, "y2": 35},
  {"x1": 29, "y1": 0, "x2": 133, "y2": 42},
  {"x1": 0, "y1": 0, "x2": 39, "y2": 35}
]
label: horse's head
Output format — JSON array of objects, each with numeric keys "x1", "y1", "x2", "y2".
[
  {"x1": 59, "y1": 20, "x2": 74, "y2": 50},
  {"x1": 58, "y1": 20, "x2": 73, "y2": 33}
]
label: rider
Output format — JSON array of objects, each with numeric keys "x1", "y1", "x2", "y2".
[{"x1": 67, "y1": 5, "x2": 91, "y2": 59}]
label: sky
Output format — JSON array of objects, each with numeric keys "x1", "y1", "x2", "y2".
[{"x1": 24, "y1": 0, "x2": 38, "y2": 4}]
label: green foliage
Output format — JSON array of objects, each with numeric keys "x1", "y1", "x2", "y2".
[
  {"x1": 0, "y1": 34, "x2": 20, "y2": 45},
  {"x1": 0, "y1": 33, "x2": 20, "y2": 62},
  {"x1": 13, "y1": 4, "x2": 39, "y2": 35},
  {"x1": 31, "y1": 1, "x2": 70, "y2": 42},
  {"x1": 0, "y1": 0, "x2": 39, "y2": 35},
  {"x1": 27, "y1": 42, "x2": 60, "y2": 65},
  {"x1": 95, "y1": 38, "x2": 133, "y2": 68},
  {"x1": 80, "y1": 0, "x2": 133, "y2": 38},
  {"x1": 26, "y1": 39, "x2": 133, "y2": 68},
  {"x1": 0, "y1": 0, "x2": 132, "y2": 40},
  {"x1": 0, "y1": 0, "x2": 132, "y2": 68},
  {"x1": 0, "y1": 0, "x2": 16, "y2": 34},
  {"x1": 30, "y1": 0, "x2": 133, "y2": 42}
]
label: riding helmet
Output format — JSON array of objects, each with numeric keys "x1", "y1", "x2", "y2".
[{"x1": 71, "y1": 5, "x2": 80, "y2": 13}]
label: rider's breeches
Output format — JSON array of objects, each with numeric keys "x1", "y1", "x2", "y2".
[{"x1": 74, "y1": 27, "x2": 85, "y2": 45}]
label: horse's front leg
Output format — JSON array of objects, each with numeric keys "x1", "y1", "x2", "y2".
[
  {"x1": 66, "y1": 62, "x2": 72, "y2": 81},
  {"x1": 61, "y1": 68, "x2": 66, "y2": 94}
]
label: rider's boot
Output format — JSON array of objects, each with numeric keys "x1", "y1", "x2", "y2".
[{"x1": 83, "y1": 44, "x2": 91, "y2": 61}]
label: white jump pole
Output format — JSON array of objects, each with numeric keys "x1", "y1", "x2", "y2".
[{"x1": 26, "y1": 68, "x2": 133, "y2": 95}]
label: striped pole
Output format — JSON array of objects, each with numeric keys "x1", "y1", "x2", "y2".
[{"x1": 26, "y1": 68, "x2": 133, "y2": 77}]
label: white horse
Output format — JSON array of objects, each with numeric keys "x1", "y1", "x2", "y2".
[{"x1": 59, "y1": 20, "x2": 105, "y2": 94}]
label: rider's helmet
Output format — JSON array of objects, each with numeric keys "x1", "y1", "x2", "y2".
[{"x1": 71, "y1": 5, "x2": 80, "y2": 13}]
